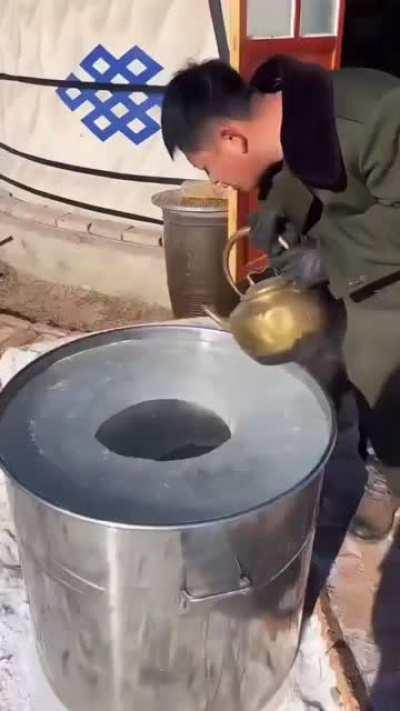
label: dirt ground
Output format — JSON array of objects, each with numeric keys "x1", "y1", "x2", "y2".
[{"x1": 0, "y1": 261, "x2": 172, "y2": 332}]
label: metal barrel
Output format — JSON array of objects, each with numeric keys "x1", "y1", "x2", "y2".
[
  {"x1": 152, "y1": 190, "x2": 236, "y2": 318},
  {"x1": 0, "y1": 325, "x2": 336, "y2": 711}
]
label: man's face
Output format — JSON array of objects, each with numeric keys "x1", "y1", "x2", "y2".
[{"x1": 187, "y1": 124, "x2": 267, "y2": 192}]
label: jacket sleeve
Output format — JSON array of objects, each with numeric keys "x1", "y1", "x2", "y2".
[
  {"x1": 260, "y1": 165, "x2": 316, "y2": 234},
  {"x1": 360, "y1": 87, "x2": 400, "y2": 204},
  {"x1": 334, "y1": 89, "x2": 400, "y2": 259},
  {"x1": 317, "y1": 88, "x2": 400, "y2": 297}
]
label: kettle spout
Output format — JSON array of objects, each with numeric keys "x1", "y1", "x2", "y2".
[{"x1": 202, "y1": 305, "x2": 230, "y2": 331}]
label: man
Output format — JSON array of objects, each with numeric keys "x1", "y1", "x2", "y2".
[{"x1": 160, "y1": 55, "x2": 400, "y2": 540}]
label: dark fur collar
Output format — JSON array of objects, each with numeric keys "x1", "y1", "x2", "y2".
[{"x1": 251, "y1": 55, "x2": 347, "y2": 192}]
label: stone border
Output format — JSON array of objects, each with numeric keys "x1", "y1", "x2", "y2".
[
  {"x1": 317, "y1": 594, "x2": 365, "y2": 710},
  {"x1": 0, "y1": 189, "x2": 170, "y2": 309},
  {"x1": 0, "y1": 189, "x2": 163, "y2": 249}
]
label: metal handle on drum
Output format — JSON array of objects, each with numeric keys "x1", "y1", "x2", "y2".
[{"x1": 180, "y1": 571, "x2": 253, "y2": 610}]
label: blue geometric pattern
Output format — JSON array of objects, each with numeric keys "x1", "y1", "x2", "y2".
[{"x1": 57, "y1": 44, "x2": 164, "y2": 145}]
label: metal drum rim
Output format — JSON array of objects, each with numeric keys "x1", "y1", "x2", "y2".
[
  {"x1": 152, "y1": 189, "x2": 228, "y2": 214},
  {"x1": 0, "y1": 324, "x2": 337, "y2": 531}
]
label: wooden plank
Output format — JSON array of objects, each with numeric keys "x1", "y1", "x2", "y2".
[
  {"x1": 294, "y1": 0, "x2": 302, "y2": 37},
  {"x1": 227, "y1": 0, "x2": 243, "y2": 278},
  {"x1": 334, "y1": 0, "x2": 347, "y2": 68}
]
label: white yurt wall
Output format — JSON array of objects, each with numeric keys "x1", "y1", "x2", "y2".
[{"x1": 0, "y1": 0, "x2": 229, "y2": 222}]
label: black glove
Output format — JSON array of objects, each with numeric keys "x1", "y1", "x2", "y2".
[
  {"x1": 270, "y1": 242, "x2": 327, "y2": 288},
  {"x1": 249, "y1": 210, "x2": 300, "y2": 256}
]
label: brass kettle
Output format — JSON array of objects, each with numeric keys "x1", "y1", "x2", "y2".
[{"x1": 204, "y1": 227, "x2": 327, "y2": 364}]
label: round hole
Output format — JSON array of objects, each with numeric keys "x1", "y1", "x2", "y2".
[{"x1": 95, "y1": 399, "x2": 231, "y2": 461}]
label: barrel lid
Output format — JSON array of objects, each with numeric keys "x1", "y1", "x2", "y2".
[{"x1": 0, "y1": 326, "x2": 335, "y2": 527}]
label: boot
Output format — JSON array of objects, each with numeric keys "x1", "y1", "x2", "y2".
[{"x1": 349, "y1": 456, "x2": 398, "y2": 541}]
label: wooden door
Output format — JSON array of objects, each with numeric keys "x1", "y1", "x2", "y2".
[{"x1": 234, "y1": 0, "x2": 346, "y2": 279}]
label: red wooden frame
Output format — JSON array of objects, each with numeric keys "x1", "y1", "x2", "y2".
[{"x1": 237, "y1": 0, "x2": 347, "y2": 280}]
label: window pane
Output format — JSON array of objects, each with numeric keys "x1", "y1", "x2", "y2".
[
  {"x1": 247, "y1": 0, "x2": 295, "y2": 39},
  {"x1": 301, "y1": 0, "x2": 339, "y2": 36}
]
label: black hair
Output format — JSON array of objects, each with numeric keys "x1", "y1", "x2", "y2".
[{"x1": 161, "y1": 60, "x2": 256, "y2": 157}]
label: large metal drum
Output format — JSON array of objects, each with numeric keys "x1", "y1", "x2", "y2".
[{"x1": 0, "y1": 326, "x2": 335, "y2": 711}]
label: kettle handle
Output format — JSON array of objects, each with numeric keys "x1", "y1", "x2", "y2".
[
  {"x1": 223, "y1": 226, "x2": 253, "y2": 296},
  {"x1": 223, "y1": 227, "x2": 290, "y2": 296}
]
